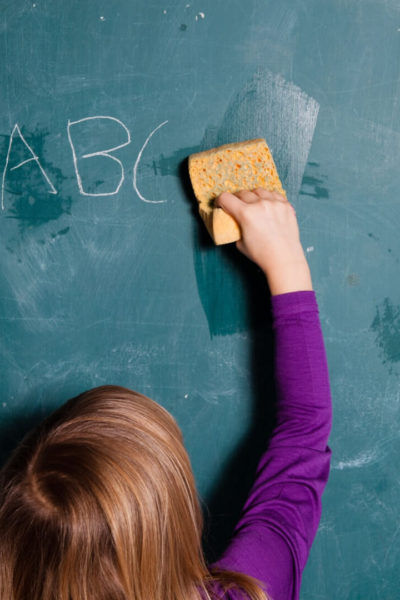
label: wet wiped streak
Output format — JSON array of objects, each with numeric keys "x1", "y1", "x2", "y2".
[{"x1": 193, "y1": 223, "x2": 270, "y2": 337}]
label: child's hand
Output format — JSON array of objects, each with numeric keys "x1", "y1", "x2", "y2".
[{"x1": 215, "y1": 189, "x2": 313, "y2": 295}]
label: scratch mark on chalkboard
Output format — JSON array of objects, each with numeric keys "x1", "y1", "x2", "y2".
[
  {"x1": 193, "y1": 69, "x2": 319, "y2": 335},
  {"x1": 384, "y1": 522, "x2": 400, "y2": 564},
  {"x1": 0, "y1": 127, "x2": 72, "y2": 232},
  {"x1": 371, "y1": 298, "x2": 400, "y2": 370},
  {"x1": 332, "y1": 449, "x2": 379, "y2": 470}
]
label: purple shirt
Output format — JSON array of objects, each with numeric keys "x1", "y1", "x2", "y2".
[{"x1": 214, "y1": 291, "x2": 332, "y2": 600}]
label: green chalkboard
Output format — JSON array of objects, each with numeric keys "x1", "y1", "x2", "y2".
[{"x1": 1, "y1": 1, "x2": 400, "y2": 597}]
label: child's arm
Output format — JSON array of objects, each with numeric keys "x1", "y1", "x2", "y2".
[{"x1": 212, "y1": 190, "x2": 332, "y2": 600}]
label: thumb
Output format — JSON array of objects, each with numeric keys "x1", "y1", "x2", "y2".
[{"x1": 214, "y1": 192, "x2": 244, "y2": 220}]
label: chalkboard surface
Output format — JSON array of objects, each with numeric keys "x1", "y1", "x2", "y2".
[{"x1": 1, "y1": 1, "x2": 400, "y2": 597}]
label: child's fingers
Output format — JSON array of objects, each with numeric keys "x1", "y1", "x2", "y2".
[
  {"x1": 235, "y1": 190, "x2": 259, "y2": 203},
  {"x1": 252, "y1": 189, "x2": 296, "y2": 216},
  {"x1": 214, "y1": 191, "x2": 246, "y2": 218},
  {"x1": 215, "y1": 189, "x2": 294, "y2": 226},
  {"x1": 216, "y1": 189, "x2": 277, "y2": 213},
  {"x1": 252, "y1": 188, "x2": 287, "y2": 202}
]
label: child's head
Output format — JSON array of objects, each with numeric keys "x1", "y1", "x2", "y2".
[
  {"x1": 0, "y1": 385, "x2": 266, "y2": 600},
  {"x1": 0, "y1": 385, "x2": 207, "y2": 600}
]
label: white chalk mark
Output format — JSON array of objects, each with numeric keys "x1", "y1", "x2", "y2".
[
  {"x1": 205, "y1": 70, "x2": 320, "y2": 201},
  {"x1": 67, "y1": 116, "x2": 131, "y2": 196},
  {"x1": 163, "y1": 9, "x2": 167, "y2": 14},
  {"x1": 1, "y1": 124, "x2": 57, "y2": 210},
  {"x1": 100, "y1": 16, "x2": 105, "y2": 21},
  {"x1": 332, "y1": 449, "x2": 379, "y2": 470},
  {"x1": 195, "y1": 15, "x2": 198, "y2": 21},
  {"x1": 133, "y1": 120, "x2": 168, "y2": 203},
  {"x1": 10, "y1": 157, "x2": 37, "y2": 170},
  {"x1": 306, "y1": 246, "x2": 314, "y2": 253},
  {"x1": 2, "y1": 403, "x2": 7, "y2": 408},
  {"x1": 199, "y1": 12, "x2": 205, "y2": 18},
  {"x1": 184, "y1": 394, "x2": 189, "y2": 399}
]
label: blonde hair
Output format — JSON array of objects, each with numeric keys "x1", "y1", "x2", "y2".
[{"x1": 0, "y1": 385, "x2": 267, "y2": 600}]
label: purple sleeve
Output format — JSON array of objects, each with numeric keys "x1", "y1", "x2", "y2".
[{"x1": 214, "y1": 291, "x2": 332, "y2": 600}]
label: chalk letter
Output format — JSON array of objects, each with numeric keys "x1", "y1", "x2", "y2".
[
  {"x1": 1, "y1": 124, "x2": 57, "y2": 210},
  {"x1": 133, "y1": 120, "x2": 168, "y2": 203},
  {"x1": 67, "y1": 116, "x2": 131, "y2": 196}
]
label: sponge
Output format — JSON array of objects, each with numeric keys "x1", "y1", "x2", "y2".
[{"x1": 188, "y1": 138, "x2": 285, "y2": 245}]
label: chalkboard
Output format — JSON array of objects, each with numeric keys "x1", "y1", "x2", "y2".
[{"x1": 1, "y1": 1, "x2": 400, "y2": 597}]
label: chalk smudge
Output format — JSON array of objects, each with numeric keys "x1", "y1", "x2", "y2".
[
  {"x1": 201, "y1": 68, "x2": 320, "y2": 201},
  {"x1": 332, "y1": 449, "x2": 379, "y2": 471},
  {"x1": 371, "y1": 298, "x2": 400, "y2": 370}
]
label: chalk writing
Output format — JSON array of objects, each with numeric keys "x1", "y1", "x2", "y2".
[
  {"x1": 1, "y1": 124, "x2": 57, "y2": 210},
  {"x1": 67, "y1": 116, "x2": 131, "y2": 197},
  {"x1": 1, "y1": 118, "x2": 169, "y2": 210},
  {"x1": 133, "y1": 120, "x2": 168, "y2": 203}
]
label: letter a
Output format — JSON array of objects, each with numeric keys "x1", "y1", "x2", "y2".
[{"x1": 1, "y1": 124, "x2": 57, "y2": 210}]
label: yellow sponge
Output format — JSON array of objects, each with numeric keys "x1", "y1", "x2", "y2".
[{"x1": 188, "y1": 138, "x2": 285, "y2": 245}]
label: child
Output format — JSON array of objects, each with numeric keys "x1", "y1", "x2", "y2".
[{"x1": 0, "y1": 189, "x2": 332, "y2": 600}]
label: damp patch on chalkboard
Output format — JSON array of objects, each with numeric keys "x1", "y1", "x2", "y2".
[
  {"x1": 371, "y1": 297, "x2": 400, "y2": 371},
  {"x1": 300, "y1": 161, "x2": 329, "y2": 199},
  {"x1": 0, "y1": 127, "x2": 72, "y2": 233}
]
